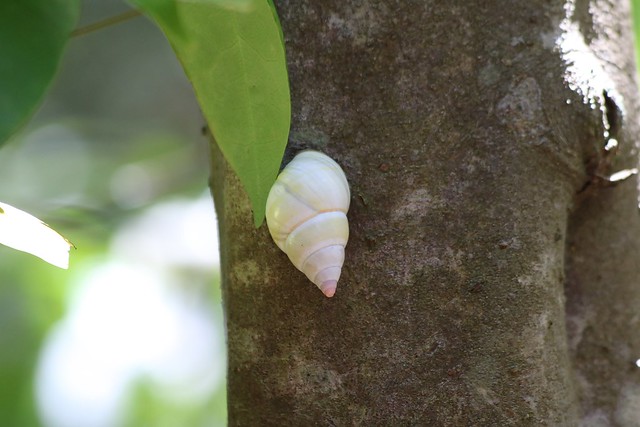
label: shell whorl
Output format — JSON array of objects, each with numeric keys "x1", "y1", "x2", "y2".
[{"x1": 266, "y1": 151, "x2": 350, "y2": 297}]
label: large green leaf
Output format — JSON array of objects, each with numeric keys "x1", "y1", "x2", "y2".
[
  {"x1": 266, "y1": 0, "x2": 284, "y2": 45},
  {"x1": 132, "y1": 0, "x2": 291, "y2": 227},
  {"x1": 0, "y1": 0, "x2": 80, "y2": 144}
]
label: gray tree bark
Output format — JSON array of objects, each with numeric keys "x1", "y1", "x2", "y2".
[{"x1": 210, "y1": 0, "x2": 640, "y2": 425}]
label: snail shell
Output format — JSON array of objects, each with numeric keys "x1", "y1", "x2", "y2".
[{"x1": 266, "y1": 151, "x2": 350, "y2": 297}]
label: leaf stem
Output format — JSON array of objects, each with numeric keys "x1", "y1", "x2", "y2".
[{"x1": 70, "y1": 9, "x2": 142, "y2": 38}]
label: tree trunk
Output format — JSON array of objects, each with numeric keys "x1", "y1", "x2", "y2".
[{"x1": 210, "y1": 0, "x2": 640, "y2": 424}]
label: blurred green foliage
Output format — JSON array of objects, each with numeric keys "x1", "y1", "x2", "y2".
[
  {"x1": 633, "y1": 0, "x2": 640, "y2": 65},
  {"x1": 0, "y1": 0, "x2": 80, "y2": 145},
  {"x1": 0, "y1": 257, "x2": 66, "y2": 427},
  {"x1": 0, "y1": 1, "x2": 225, "y2": 426},
  {"x1": 124, "y1": 379, "x2": 226, "y2": 427}
]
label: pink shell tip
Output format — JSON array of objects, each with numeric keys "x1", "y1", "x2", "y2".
[{"x1": 320, "y1": 280, "x2": 337, "y2": 298}]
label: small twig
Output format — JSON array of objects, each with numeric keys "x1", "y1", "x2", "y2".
[{"x1": 70, "y1": 9, "x2": 143, "y2": 38}]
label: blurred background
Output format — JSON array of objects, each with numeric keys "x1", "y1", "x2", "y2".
[
  {"x1": 0, "y1": 1, "x2": 226, "y2": 426},
  {"x1": 3, "y1": 1, "x2": 640, "y2": 427}
]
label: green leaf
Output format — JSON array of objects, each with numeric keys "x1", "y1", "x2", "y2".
[
  {"x1": 266, "y1": 0, "x2": 285, "y2": 46},
  {"x1": 132, "y1": 0, "x2": 291, "y2": 227},
  {"x1": 0, "y1": 0, "x2": 80, "y2": 144}
]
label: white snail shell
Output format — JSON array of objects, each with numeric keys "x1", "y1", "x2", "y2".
[{"x1": 266, "y1": 150, "x2": 350, "y2": 298}]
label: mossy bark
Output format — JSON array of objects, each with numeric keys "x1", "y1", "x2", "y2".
[{"x1": 210, "y1": 0, "x2": 640, "y2": 424}]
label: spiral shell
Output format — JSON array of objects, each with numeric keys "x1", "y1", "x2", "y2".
[{"x1": 266, "y1": 151, "x2": 350, "y2": 297}]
